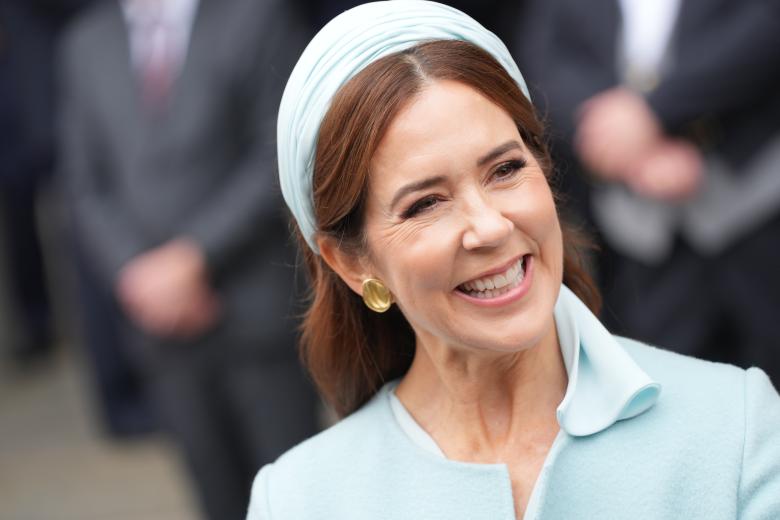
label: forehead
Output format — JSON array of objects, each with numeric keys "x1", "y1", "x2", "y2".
[{"x1": 371, "y1": 80, "x2": 521, "y2": 182}]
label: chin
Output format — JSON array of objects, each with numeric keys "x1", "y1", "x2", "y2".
[
  {"x1": 472, "y1": 305, "x2": 556, "y2": 353},
  {"x1": 450, "y1": 323, "x2": 548, "y2": 355}
]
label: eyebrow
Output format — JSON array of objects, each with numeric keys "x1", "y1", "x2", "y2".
[
  {"x1": 476, "y1": 140, "x2": 523, "y2": 167},
  {"x1": 390, "y1": 175, "x2": 448, "y2": 211}
]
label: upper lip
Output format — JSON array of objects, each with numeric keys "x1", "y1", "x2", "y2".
[{"x1": 457, "y1": 254, "x2": 525, "y2": 288}]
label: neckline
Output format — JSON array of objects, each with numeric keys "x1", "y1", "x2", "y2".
[
  {"x1": 378, "y1": 383, "x2": 569, "y2": 520},
  {"x1": 383, "y1": 284, "x2": 662, "y2": 457}
]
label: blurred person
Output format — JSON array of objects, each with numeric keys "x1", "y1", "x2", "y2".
[
  {"x1": 247, "y1": 3, "x2": 780, "y2": 518},
  {"x1": 58, "y1": 0, "x2": 319, "y2": 518},
  {"x1": 0, "y1": 0, "x2": 151, "y2": 437},
  {"x1": 0, "y1": 0, "x2": 89, "y2": 362},
  {"x1": 521, "y1": 0, "x2": 780, "y2": 384}
]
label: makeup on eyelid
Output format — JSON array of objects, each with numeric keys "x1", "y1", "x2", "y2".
[{"x1": 399, "y1": 157, "x2": 527, "y2": 219}]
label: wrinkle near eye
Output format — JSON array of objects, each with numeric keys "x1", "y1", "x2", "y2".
[
  {"x1": 378, "y1": 222, "x2": 420, "y2": 250},
  {"x1": 375, "y1": 211, "x2": 439, "y2": 250}
]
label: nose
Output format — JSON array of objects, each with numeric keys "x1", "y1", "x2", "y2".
[{"x1": 461, "y1": 196, "x2": 513, "y2": 250}]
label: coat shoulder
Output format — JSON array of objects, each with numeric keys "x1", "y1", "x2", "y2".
[
  {"x1": 58, "y1": 1, "x2": 120, "y2": 69},
  {"x1": 618, "y1": 335, "x2": 746, "y2": 388},
  {"x1": 249, "y1": 391, "x2": 394, "y2": 518},
  {"x1": 616, "y1": 336, "x2": 751, "y2": 431},
  {"x1": 61, "y1": 2, "x2": 115, "y2": 47},
  {"x1": 277, "y1": 394, "x2": 387, "y2": 473}
]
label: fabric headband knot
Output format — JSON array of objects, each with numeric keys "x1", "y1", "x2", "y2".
[{"x1": 277, "y1": 0, "x2": 530, "y2": 253}]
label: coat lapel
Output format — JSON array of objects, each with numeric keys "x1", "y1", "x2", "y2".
[{"x1": 92, "y1": 2, "x2": 159, "y2": 149}]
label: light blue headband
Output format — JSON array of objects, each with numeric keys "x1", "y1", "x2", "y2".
[{"x1": 277, "y1": 0, "x2": 530, "y2": 253}]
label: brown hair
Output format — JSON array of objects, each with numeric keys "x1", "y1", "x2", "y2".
[{"x1": 297, "y1": 40, "x2": 601, "y2": 417}]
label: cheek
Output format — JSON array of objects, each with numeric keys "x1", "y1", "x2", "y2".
[
  {"x1": 540, "y1": 204, "x2": 565, "y2": 288},
  {"x1": 367, "y1": 215, "x2": 461, "y2": 295},
  {"x1": 502, "y1": 178, "x2": 559, "y2": 242},
  {"x1": 548, "y1": 217, "x2": 565, "y2": 277},
  {"x1": 367, "y1": 232, "x2": 461, "y2": 335},
  {"x1": 540, "y1": 198, "x2": 564, "y2": 254},
  {"x1": 387, "y1": 235, "x2": 456, "y2": 297}
]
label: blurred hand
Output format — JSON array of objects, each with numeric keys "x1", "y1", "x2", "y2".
[
  {"x1": 626, "y1": 138, "x2": 704, "y2": 202},
  {"x1": 575, "y1": 87, "x2": 661, "y2": 180},
  {"x1": 117, "y1": 238, "x2": 221, "y2": 339}
]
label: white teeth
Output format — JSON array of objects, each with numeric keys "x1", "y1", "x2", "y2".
[{"x1": 459, "y1": 257, "x2": 526, "y2": 299}]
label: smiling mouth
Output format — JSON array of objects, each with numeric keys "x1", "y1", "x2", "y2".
[{"x1": 456, "y1": 256, "x2": 527, "y2": 299}]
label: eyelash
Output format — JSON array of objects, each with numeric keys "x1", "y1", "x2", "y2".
[
  {"x1": 401, "y1": 195, "x2": 441, "y2": 219},
  {"x1": 491, "y1": 158, "x2": 526, "y2": 182},
  {"x1": 400, "y1": 158, "x2": 527, "y2": 219}
]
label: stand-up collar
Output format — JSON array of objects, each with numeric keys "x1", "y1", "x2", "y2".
[{"x1": 555, "y1": 285, "x2": 661, "y2": 437}]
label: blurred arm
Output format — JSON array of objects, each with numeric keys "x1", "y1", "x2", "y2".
[{"x1": 58, "y1": 27, "x2": 146, "y2": 288}]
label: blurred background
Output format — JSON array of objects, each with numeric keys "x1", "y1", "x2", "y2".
[{"x1": 0, "y1": 0, "x2": 777, "y2": 519}]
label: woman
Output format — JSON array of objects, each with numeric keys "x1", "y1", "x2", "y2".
[{"x1": 248, "y1": 2, "x2": 780, "y2": 518}]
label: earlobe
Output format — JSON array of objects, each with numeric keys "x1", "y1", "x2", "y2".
[{"x1": 317, "y1": 236, "x2": 394, "y2": 312}]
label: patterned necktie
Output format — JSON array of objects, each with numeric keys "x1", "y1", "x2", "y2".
[{"x1": 139, "y1": 13, "x2": 173, "y2": 110}]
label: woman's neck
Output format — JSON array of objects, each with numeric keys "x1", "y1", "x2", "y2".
[{"x1": 394, "y1": 319, "x2": 566, "y2": 462}]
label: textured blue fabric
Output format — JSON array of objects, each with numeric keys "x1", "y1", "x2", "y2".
[
  {"x1": 247, "y1": 287, "x2": 780, "y2": 519},
  {"x1": 387, "y1": 284, "x2": 661, "y2": 455},
  {"x1": 276, "y1": 0, "x2": 530, "y2": 252}
]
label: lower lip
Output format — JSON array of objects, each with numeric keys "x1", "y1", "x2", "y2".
[{"x1": 454, "y1": 255, "x2": 533, "y2": 308}]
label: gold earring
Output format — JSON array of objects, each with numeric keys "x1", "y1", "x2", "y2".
[{"x1": 362, "y1": 278, "x2": 393, "y2": 313}]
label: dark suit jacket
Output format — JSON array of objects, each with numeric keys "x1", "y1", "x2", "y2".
[
  {"x1": 527, "y1": 0, "x2": 780, "y2": 171},
  {"x1": 59, "y1": 0, "x2": 310, "y2": 347}
]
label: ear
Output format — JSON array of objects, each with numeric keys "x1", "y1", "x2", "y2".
[{"x1": 317, "y1": 235, "x2": 371, "y2": 297}]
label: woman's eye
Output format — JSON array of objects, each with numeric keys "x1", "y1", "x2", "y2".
[
  {"x1": 491, "y1": 159, "x2": 526, "y2": 182},
  {"x1": 402, "y1": 195, "x2": 440, "y2": 219}
]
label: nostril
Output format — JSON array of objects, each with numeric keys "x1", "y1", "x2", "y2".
[{"x1": 462, "y1": 211, "x2": 513, "y2": 250}]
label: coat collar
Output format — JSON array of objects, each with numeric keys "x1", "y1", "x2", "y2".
[{"x1": 555, "y1": 284, "x2": 661, "y2": 437}]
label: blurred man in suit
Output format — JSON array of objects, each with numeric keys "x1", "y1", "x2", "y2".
[
  {"x1": 0, "y1": 0, "x2": 152, "y2": 436},
  {"x1": 59, "y1": 0, "x2": 318, "y2": 518},
  {"x1": 519, "y1": 0, "x2": 780, "y2": 384},
  {"x1": 0, "y1": 0, "x2": 91, "y2": 362}
]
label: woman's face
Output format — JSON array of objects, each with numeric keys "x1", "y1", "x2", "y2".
[{"x1": 361, "y1": 79, "x2": 563, "y2": 354}]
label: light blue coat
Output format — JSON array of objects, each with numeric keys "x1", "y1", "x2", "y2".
[{"x1": 248, "y1": 286, "x2": 780, "y2": 519}]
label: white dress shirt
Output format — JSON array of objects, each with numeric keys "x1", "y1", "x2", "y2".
[{"x1": 121, "y1": 0, "x2": 200, "y2": 78}]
